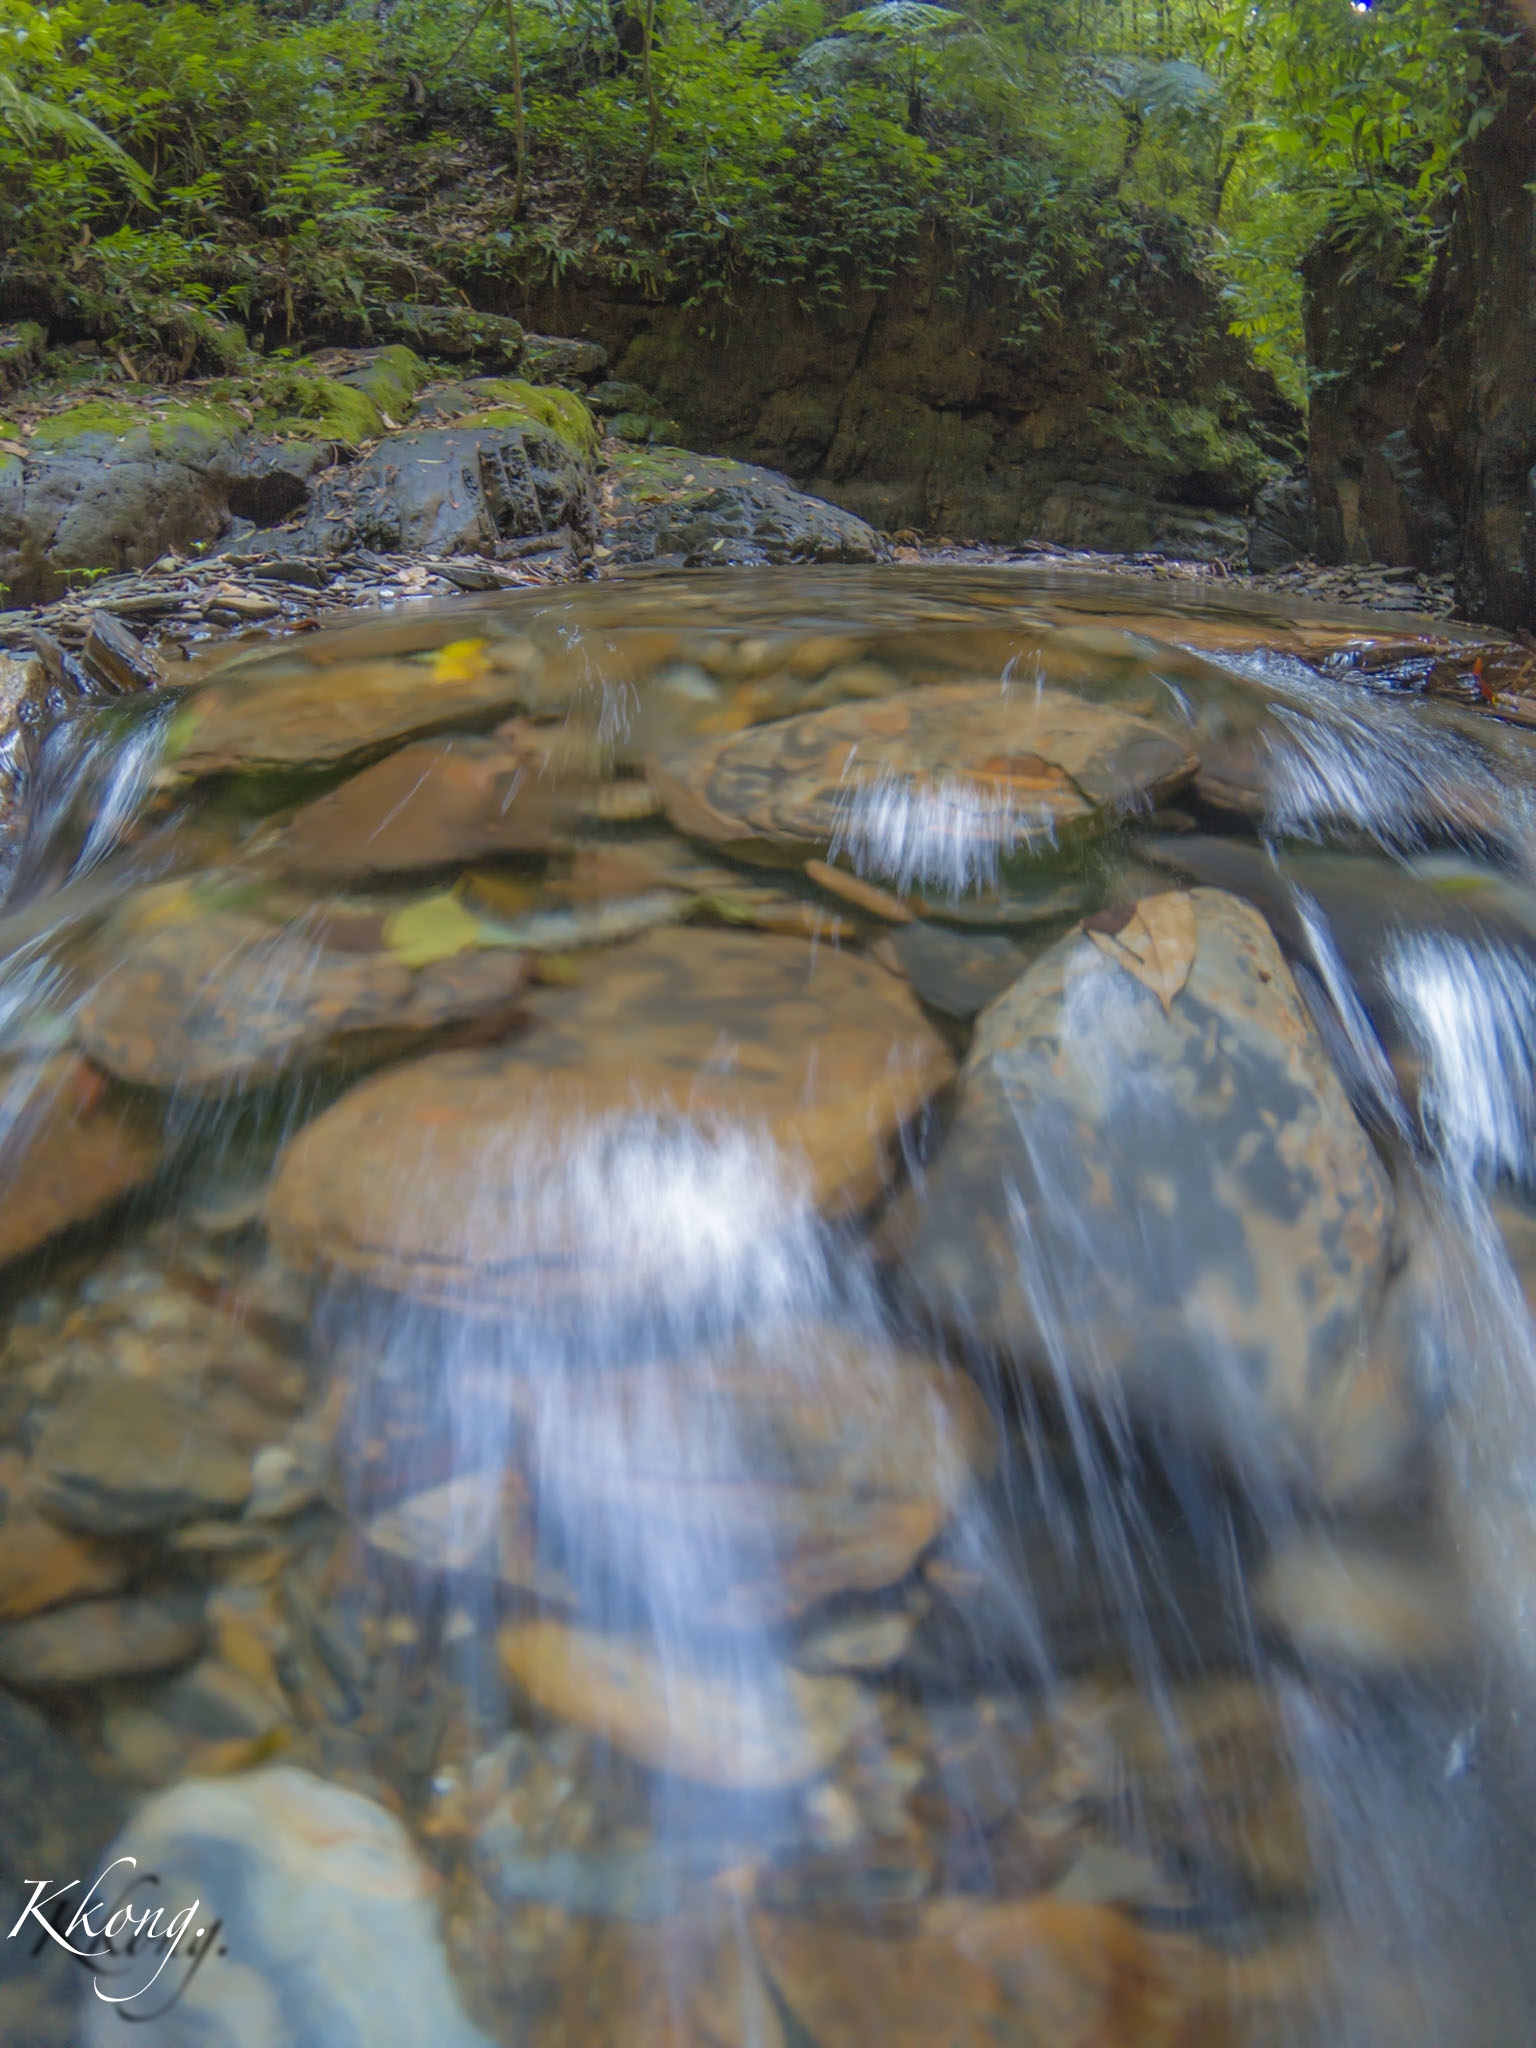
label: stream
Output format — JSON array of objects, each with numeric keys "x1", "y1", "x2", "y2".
[{"x1": 1, "y1": 564, "x2": 1535, "y2": 2046}]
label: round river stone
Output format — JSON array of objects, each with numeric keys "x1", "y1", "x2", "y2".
[
  {"x1": 267, "y1": 927, "x2": 954, "y2": 1309},
  {"x1": 76, "y1": 898, "x2": 530, "y2": 1089},
  {"x1": 644, "y1": 682, "x2": 1197, "y2": 880}
]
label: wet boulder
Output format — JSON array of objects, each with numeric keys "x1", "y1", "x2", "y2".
[
  {"x1": 602, "y1": 446, "x2": 888, "y2": 567},
  {"x1": 901, "y1": 887, "x2": 1406, "y2": 1498}
]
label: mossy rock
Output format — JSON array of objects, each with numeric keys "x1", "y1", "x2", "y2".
[
  {"x1": 254, "y1": 347, "x2": 431, "y2": 448},
  {"x1": 602, "y1": 445, "x2": 886, "y2": 566},
  {"x1": 382, "y1": 304, "x2": 525, "y2": 367},
  {"x1": 608, "y1": 410, "x2": 684, "y2": 446}
]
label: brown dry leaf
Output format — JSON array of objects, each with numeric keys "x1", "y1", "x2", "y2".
[{"x1": 1088, "y1": 891, "x2": 1197, "y2": 1015}]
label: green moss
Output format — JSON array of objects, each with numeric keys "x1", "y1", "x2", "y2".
[
  {"x1": 256, "y1": 373, "x2": 384, "y2": 447},
  {"x1": 338, "y1": 344, "x2": 431, "y2": 423},
  {"x1": 29, "y1": 400, "x2": 241, "y2": 461},
  {"x1": 468, "y1": 379, "x2": 598, "y2": 460}
]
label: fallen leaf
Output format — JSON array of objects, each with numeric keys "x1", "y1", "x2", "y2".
[
  {"x1": 1087, "y1": 891, "x2": 1197, "y2": 1015},
  {"x1": 381, "y1": 891, "x2": 486, "y2": 968},
  {"x1": 428, "y1": 637, "x2": 491, "y2": 685},
  {"x1": 0, "y1": 439, "x2": 27, "y2": 461}
]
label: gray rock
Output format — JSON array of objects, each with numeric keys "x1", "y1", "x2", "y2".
[
  {"x1": 0, "y1": 402, "x2": 243, "y2": 605},
  {"x1": 902, "y1": 886, "x2": 1408, "y2": 1499},
  {"x1": 225, "y1": 438, "x2": 334, "y2": 527},
  {"x1": 80, "y1": 1767, "x2": 493, "y2": 2047},
  {"x1": 603, "y1": 447, "x2": 888, "y2": 566},
  {"x1": 1029, "y1": 481, "x2": 1249, "y2": 561},
  {"x1": 80, "y1": 611, "x2": 162, "y2": 694},
  {"x1": 0, "y1": 1595, "x2": 205, "y2": 1689},
  {"x1": 34, "y1": 1379, "x2": 252, "y2": 1534},
  {"x1": 263, "y1": 410, "x2": 594, "y2": 558}
]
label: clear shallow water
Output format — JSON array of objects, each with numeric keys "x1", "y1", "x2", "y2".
[{"x1": 0, "y1": 567, "x2": 1534, "y2": 2044}]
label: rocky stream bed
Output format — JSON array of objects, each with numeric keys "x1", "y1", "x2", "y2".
[{"x1": 2, "y1": 525, "x2": 1536, "y2": 2044}]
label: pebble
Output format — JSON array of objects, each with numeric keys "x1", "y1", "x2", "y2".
[{"x1": 0, "y1": 1594, "x2": 205, "y2": 1689}]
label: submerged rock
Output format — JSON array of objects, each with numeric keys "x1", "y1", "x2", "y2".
[
  {"x1": 602, "y1": 446, "x2": 887, "y2": 567},
  {"x1": 902, "y1": 887, "x2": 1403, "y2": 1497},
  {"x1": 0, "y1": 1595, "x2": 204, "y2": 1689},
  {"x1": 267, "y1": 928, "x2": 952, "y2": 1310},
  {"x1": 159, "y1": 618, "x2": 555, "y2": 780},
  {"x1": 499, "y1": 1620, "x2": 869, "y2": 1788},
  {"x1": 0, "y1": 1505, "x2": 128, "y2": 1619},
  {"x1": 646, "y1": 682, "x2": 1196, "y2": 877},
  {"x1": 33, "y1": 1377, "x2": 252, "y2": 1533},
  {"x1": 275, "y1": 735, "x2": 571, "y2": 879},
  {"x1": 519, "y1": 1328, "x2": 994, "y2": 1625},
  {"x1": 750, "y1": 1899, "x2": 1265, "y2": 2048},
  {"x1": 79, "y1": 1767, "x2": 492, "y2": 2047},
  {"x1": 1256, "y1": 1529, "x2": 1471, "y2": 1668},
  {"x1": 76, "y1": 896, "x2": 531, "y2": 1089},
  {"x1": 0, "y1": 1055, "x2": 163, "y2": 1270}
]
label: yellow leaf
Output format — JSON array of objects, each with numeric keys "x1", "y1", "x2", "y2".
[
  {"x1": 1088, "y1": 891, "x2": 1197, "y2": 1015},
  {"x1": 382, "y1": 891, "x2": 486, "y2": 968},
  {"x1": 428, "y1": 638, "x2": 491, "y2": 685},
  {"x1": 118, "y1": 879, "x2": 203, "y2": 934}
]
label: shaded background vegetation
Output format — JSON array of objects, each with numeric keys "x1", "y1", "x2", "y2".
[{"x1": 0, "y1": 0, "x2": 1509, "y2": 407}]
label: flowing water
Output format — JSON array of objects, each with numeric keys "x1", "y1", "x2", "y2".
[{"x1": 2, "y1": 566, "x2": 1536, "y2": 2045}]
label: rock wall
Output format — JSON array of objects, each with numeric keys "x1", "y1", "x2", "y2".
[
  {"x1": 1303, "y1": 0, "x2": 1536, "y2": 625},
  {"x1": 505, "y1": 246, "x2": 1295, "y2": 558}
]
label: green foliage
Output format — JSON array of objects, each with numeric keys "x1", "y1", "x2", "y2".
[{"x1": 0, "y1": 0, "x2": 1508, "y2": 406}]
